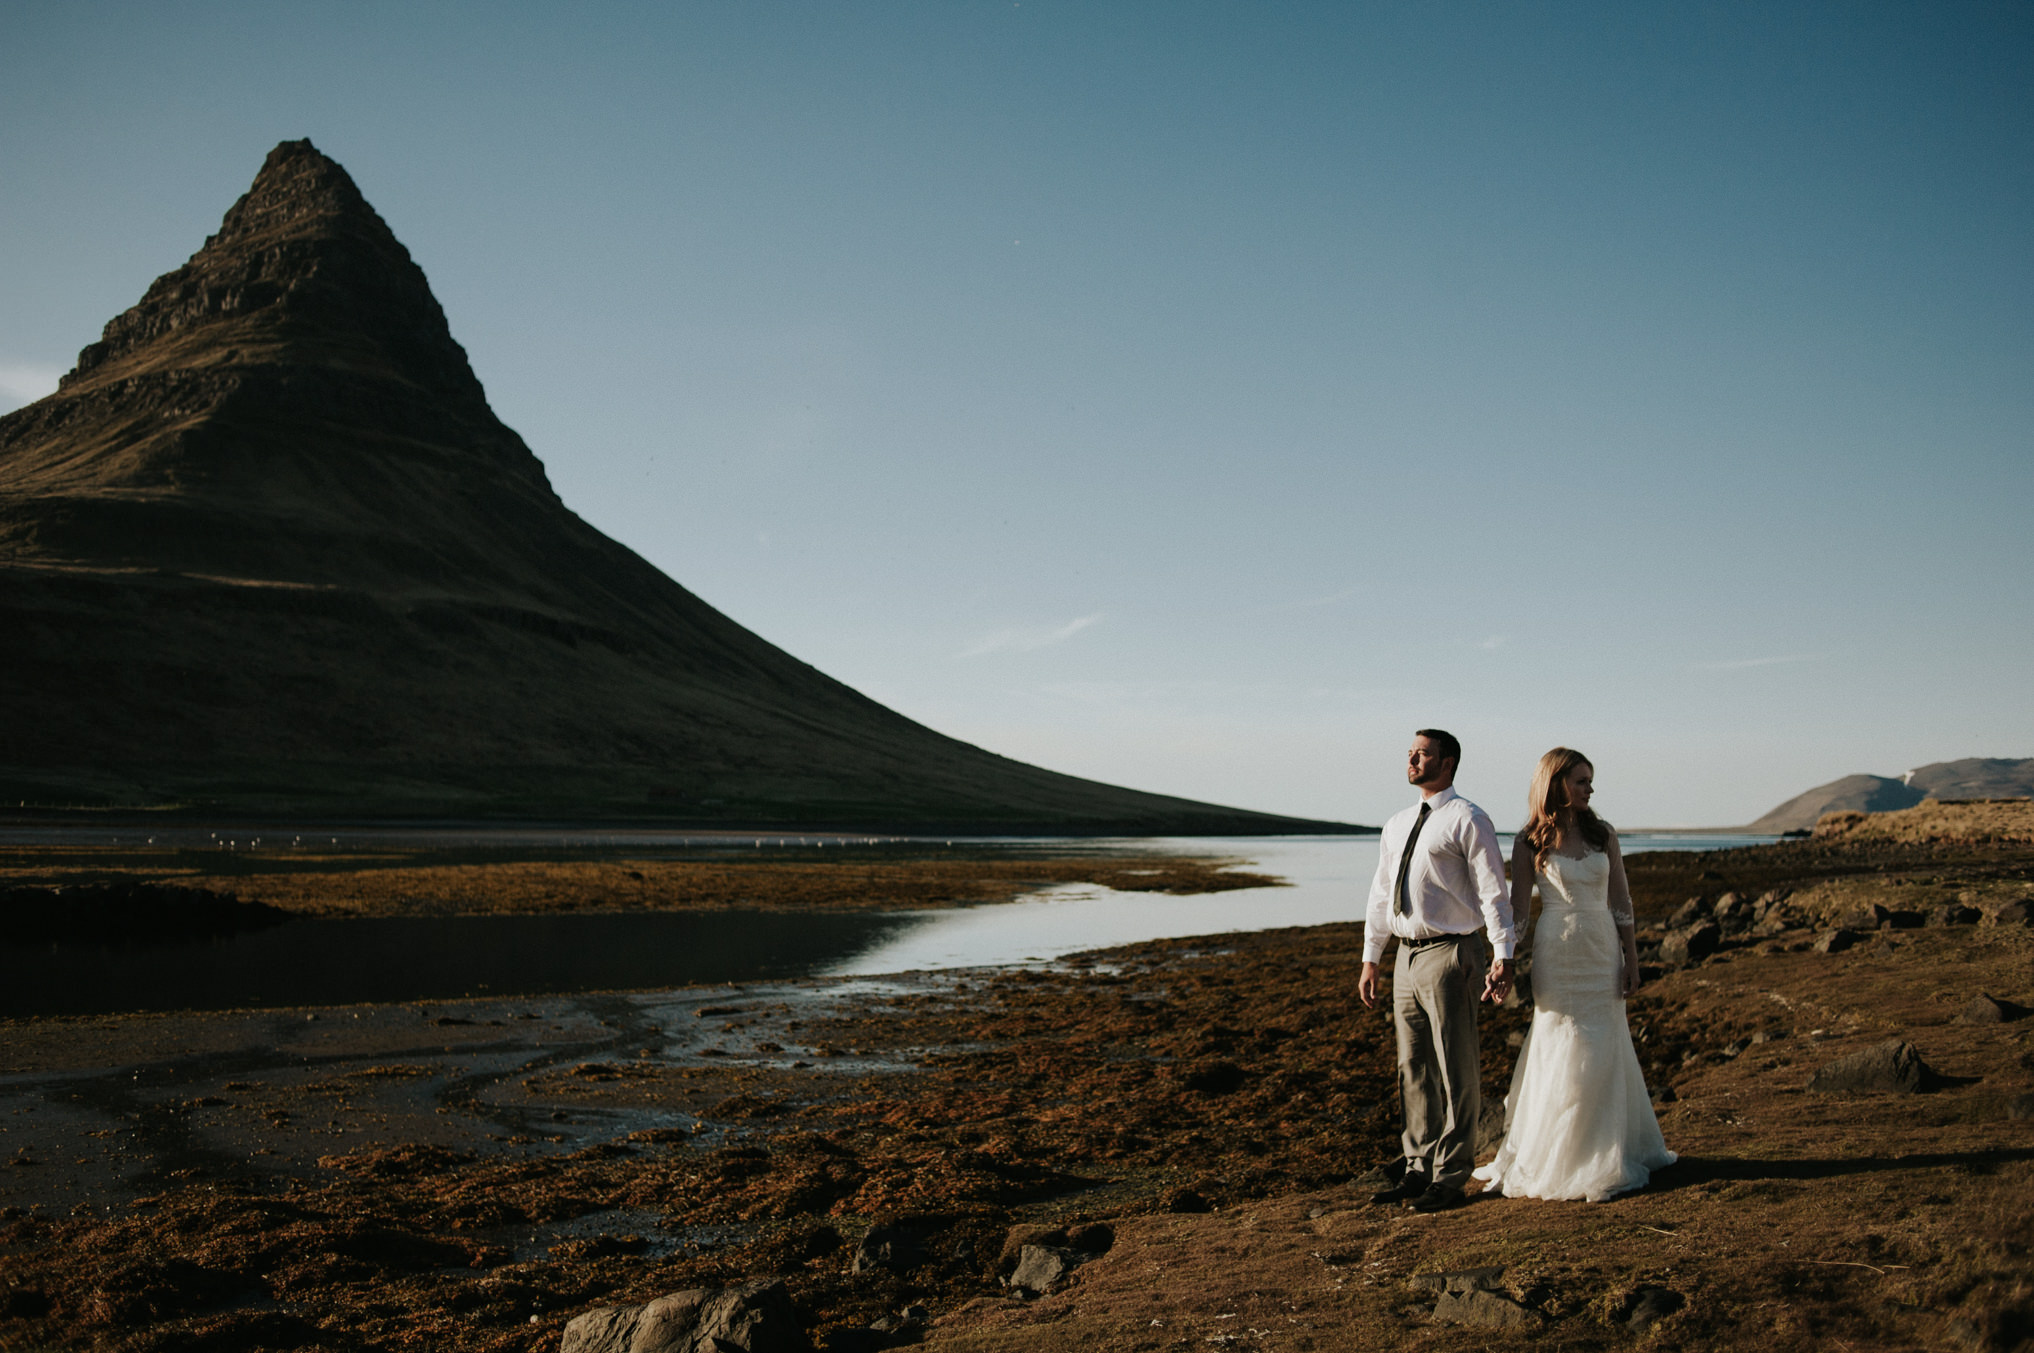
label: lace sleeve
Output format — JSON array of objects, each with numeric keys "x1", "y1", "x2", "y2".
[{"x1": 1606, "y1": 829, "x2": 1634, "y2": 928}]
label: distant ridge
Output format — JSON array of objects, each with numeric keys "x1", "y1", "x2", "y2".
[
  {"x1": 1748, "y1": 758, "x2": 2034, "y2": 833},
  {"x1": 0, "y1": 140, "x2": 1351, "y2": 832}
]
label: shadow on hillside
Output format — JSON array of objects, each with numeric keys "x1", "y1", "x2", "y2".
[{"x1": 1645, "y1": 1147, "x2": 2034, "y2": 1191}]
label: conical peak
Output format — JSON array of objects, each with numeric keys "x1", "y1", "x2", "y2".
[
  {"x1": 208, "y1": 138, "x2": 383, "y2": 253},
  {"x1": 61, "y1": 140, "x2": 485, "y2": 408}
]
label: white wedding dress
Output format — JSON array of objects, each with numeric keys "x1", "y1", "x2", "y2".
[{"x1": 1473, "y1": 848, "x2": 1675, "y2": 1202}]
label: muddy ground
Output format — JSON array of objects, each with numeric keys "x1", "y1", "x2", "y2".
[{"x1": 2, "y1": 809, "x2": 2032, "y2": 1351}]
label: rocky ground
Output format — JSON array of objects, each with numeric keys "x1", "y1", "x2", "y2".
[{"x1": 2, "y1": 804, "x2": 2031, "y2": 1352}]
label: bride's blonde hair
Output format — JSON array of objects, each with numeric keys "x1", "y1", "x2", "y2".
[{"x1": 1524, "y1": 746, "x2": 1609, "y2": 869}]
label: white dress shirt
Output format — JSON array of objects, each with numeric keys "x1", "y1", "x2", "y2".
[{"x1": 1362, "y1": 784, "x2": 1517, "y2": 964}]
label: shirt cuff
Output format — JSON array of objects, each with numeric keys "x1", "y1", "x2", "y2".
[{"x1": 1492, "y1": 941, "x2": 1516, "y2": 961}]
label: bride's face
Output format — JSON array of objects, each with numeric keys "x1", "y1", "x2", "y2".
[{"x1": 1560, "y1": 762, "x2": 1594, "y2": 814}]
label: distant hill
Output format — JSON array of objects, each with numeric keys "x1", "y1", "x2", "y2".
[
  {"x1": 1749, "y1": 758, "x2": 2034, "y2": 833},
  {"x1": 0, "y1": 140, "x2": 1349, "y2": 833}
]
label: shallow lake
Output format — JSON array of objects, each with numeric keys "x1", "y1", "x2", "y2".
[{"x1": 0, "y1": 831, "x2": 1771, "y2": 1015}]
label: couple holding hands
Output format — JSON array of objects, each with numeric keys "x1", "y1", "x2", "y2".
[{"x1": 1358, "y1": 730, "x2": 1675, "y2": 1213}]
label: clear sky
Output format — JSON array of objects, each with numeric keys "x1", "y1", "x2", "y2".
[{"x1": 3, "y1": 2, "x2": 2029, "y2": 828}]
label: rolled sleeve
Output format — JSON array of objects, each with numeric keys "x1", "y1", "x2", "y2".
[
  {"x1": 1463, "y1": 806, "x2": 1517, "y2": 958},
  {"x1": 1362, "y1": 829, "x2": 1394, "y2": 965}
]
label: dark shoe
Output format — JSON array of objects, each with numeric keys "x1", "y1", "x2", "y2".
[
  {"x1": 1368, "y1": 1171, "x2": 1430, "y2": 1206},
  {"x1": 1405, "y1": 1183, "x2": 1465, "y2": 1213}
]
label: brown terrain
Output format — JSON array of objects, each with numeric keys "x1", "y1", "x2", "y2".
[
  {"x1": 1, "y1": 801, "x2": 2030, "y2": 1352},
  {"x1": 0, "y1": 139, "x2": 1341, "y2": 834}
]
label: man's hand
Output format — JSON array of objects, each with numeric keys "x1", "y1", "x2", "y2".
[
  {"x1": 1358, "y1": 961, "x2": 1384, "y2": 1009},
  {"x1": 1482, "y1": 957, "x2": 1515, "y2": 1005}
]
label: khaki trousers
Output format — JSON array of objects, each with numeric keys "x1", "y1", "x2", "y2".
[{"x1": 1393, "y1": 933, "x2": 1488, "y2": 1190}]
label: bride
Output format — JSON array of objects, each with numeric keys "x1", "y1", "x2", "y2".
[{"x1": 1474, "y1": 748, "x2": 1675, "y2": 1202}]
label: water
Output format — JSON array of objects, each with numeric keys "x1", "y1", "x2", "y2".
[
  {"x1": 0, "y1": 831, "x2": 1773, "y2": 1014},
  {"x1": 824, "y1": 831, "x2": 1773, "y2": 975}
]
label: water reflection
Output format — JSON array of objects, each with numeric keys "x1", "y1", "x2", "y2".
[{"x1": 0, "y1": 910, "x2": 915, "y2": 1017}]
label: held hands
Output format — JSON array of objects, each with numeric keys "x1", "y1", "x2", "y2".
[{"x1": 1482, "y1": 957, "x2": 1516, "y2": 1005}]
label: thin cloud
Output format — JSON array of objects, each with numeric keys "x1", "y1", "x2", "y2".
[
  {"x1": 0, "y1": 363, "x2": 62, "y2": 411},
  {"x1": 1476, "y1": 635, "x2": 1506, "y2": 651},
  {"x1": 1702, "y1": 654, "x2": 1819, "y2": 671},
  {"x1": 962, "y1": 613, "x2": 1102, "y2": 658},
  {"x1": 1282, "y1": 587, "x2": 1360, "y2": 610}
]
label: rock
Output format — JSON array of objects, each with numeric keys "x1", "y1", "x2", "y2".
[
  {"x1": 1722, "y1": 1039, "x2": 1749, "y2": 1058},
  {"x1": 1813, "y1": 929, "x2": 1861, "y2": 954},
  {"x1": 1713, "y1": 893, "x2": 1752, "y2": 933},
  {"x1": 997, "y1": 1224, "x2": 1064, "y2": 1268},
  {"x1": 1433, "y1": 1288, "x2": 1533, "y2": 1328},
  {"x1": 1751, "y1": 1028, "x2": 1787, "y2": 1044},
  {"x1": 1955, "y1": 994, "x2": 2028, "y2": 1025},
  {"x1": 1474, "y1": 1098, "x2": 1506, "y2": 1154},
  {"x1": 1411, "y1": 1266, "x2": 1506, "y2": 1293},
  {"x1": 1667, "y1": 897, "x2": 1709, "y2": 929},
  {"x1": 1160, "y1": 1187, "x2": 1212, "y2": 1213},
  {"x1": 1828, "y1": 903, "x2": 1889, "y2": 932},
  {"x1": 1659, "y1": 922, "x2": 1721, "y2": 967},
  {"x1": 1651, "y1": 1084, "x2": 1678, "y2": 1104},
  {"x1": 560, "y1": 1281, "x2": 809, "y2": 1353},
  {"x1": 1987, "y1": 900, "x2": 2033, "y2": 927},
  {"x1": 1885, "y1": 910, "x2": 1926, "y2": 930},
  {"x1": 2006, "y1": 1094, "x2": 2034, "y2": 1120},
  {"x1": 1930, "y1": 904, "x2": 1984, "y2": 927},
  {"x1": 1008, "y1": 1244, "x2": 1082, "y2": 1295},
  {"x1": 1806, "y1": 1039, "x2": 1936, "y2": 1094},
  {"x1": 1624, "y1": 1284, "x2": 1685, "y2": 1330},
  {"x1": 852, "y1": 1223, "x2": 925, "y2": 1274}
]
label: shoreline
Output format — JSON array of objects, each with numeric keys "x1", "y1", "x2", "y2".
[{"x1": 0, "y1": 806, "x2": 2030, "y2": 1350}]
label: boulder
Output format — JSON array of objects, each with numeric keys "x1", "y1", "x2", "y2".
[
  {"x1": 1813, "y1": 929, "x2": 1861, "y2": 954},
  {"x1": 852, "y1": 1222, "x2": 926, "y2": 1274},
  {"x1": 1411, "y1": 1267, "x2": 1506, "y2": 1294},
  {"x1": 1954, "y1": 994, "x2": 2028, "y2": 1025},
  {"x1": 1806, "y1": 1039, "x2": 1936, "y2": 1094},
  {"x1": 1987, "y1": 900, "x2": 2033, "y2": 927},
  {"x1": 560, "y1": 1281, "x2": 809, "y2": 1353},
  {"x1": 1659, "y1": 922, "x2": 1721, "y2": 967},
  {"x1": 1475, "y1": 1097, "x2": 1507, "y2": 1154},
  {"x1": 1433, "y1": 1288, "x2": 1533, "y2": 1328},
  {"x1": 1827, "y1": 902, "x2": 1889, "y2": 932},
  {"x1": 1667, "y1": 897, "x2": 1709, "y2": 929},
  {"x1": 1008, "y1": 1244, "x2": 1082, "y2": 1295},
  {"x1": 1930, "y1": 904, "x2": 1983, "y2": 927}
]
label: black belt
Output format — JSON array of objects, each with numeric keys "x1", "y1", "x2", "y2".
[{"x1": 1403, "y1": 931, "x2": 1474, "y2": 949}]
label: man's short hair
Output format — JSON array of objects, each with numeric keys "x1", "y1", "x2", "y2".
[{"x1": 1415, "y1": 728, "x2": 1461, "y2": 767}]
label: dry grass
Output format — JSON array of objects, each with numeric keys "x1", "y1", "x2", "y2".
[
  {"x1": 0, "y1": 846, "x2": 1278, "y2": 917},
  {"x1": 1816, "y1": 798, "x2": 2034, "y2": 845}
]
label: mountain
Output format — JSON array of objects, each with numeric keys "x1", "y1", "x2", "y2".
[
  {"x1": 0, "y1": 140, "x2": 1346, "y2": 832},
  {"x1": 1748, "y1": 758, "x2": 2034, "y2": 833}
]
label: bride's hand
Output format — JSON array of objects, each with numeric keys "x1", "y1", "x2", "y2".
[{"x1": 1620, "y1": 954, "x2": 1642, "y2": 997}]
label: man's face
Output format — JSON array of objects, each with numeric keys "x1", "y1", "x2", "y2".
[{"x1": 1407, "y1": 736, "x2": 1455, "y2": 791}]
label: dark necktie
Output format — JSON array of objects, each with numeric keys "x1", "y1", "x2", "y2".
[{"x1": 1393, "y1": 800, "x2": 1432, "y2": 917}]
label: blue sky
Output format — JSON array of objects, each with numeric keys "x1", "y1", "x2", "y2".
[{"x1": 3, "y1": 2, "x2": 2029, "y2": 827}]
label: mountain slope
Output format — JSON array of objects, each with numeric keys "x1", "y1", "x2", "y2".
[
  {"x1": 1747, "y1": 758, "x2": 2034, "y2": 833},
  {"x1": 0, "y1": 140, "x2": 1344, "y2": 831}
]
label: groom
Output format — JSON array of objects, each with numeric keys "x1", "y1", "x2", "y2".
[{"x1": 1357, "y1": 729, "x2": 1516, "y2": 1213}]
